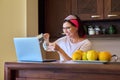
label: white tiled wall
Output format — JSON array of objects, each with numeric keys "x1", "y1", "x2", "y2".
[
  {"x1": 90, "y1": 38, "x2": 120, "y2": 61},
  {"x1": 44, "y1": 38, "x2": 120, "y2": 61}
]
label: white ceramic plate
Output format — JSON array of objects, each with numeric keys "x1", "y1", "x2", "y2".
[{"x1": 72, "y1": 60, "x2": 108, "y2": 64}]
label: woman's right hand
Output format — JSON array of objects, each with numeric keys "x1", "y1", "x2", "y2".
[
  {"x1": 43, "y1": 33, "x2": 50, "y2": 41},
  {"x1": 43, "y1": 33, "x2": 50, "y2": 51}
]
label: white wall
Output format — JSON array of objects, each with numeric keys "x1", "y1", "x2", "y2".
[
  {"x1": 0, "y1": 0, "x2": 38, "y2": 80},
  {"x1": 27, "y1": 0, "x2": 38, "y2": 37},
  {"x1": 90, "y1": 38, "x2": 120, "y2": 58}
]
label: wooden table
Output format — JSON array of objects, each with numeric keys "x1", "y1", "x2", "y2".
[{"x1": 4, "y1": 61, "x2": 120, "y2": 80}]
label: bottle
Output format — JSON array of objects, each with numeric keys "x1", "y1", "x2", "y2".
[
  {"x1": 94, "y1": 25, "x2": 100, "y2": 35},
  {"x1": 88, "y1": 26, "x2": 95, "y2": 35},
  {"x1": 108, "y1": 25, "x2": 116, "y2": 34},
  {"x1": 102, "y1": 28, "x2": 106, "y2": 34}
]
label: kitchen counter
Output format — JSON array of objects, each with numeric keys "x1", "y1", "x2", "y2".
[{"x1": 4, "y1": 61, "x2": 120, "y2": 80}]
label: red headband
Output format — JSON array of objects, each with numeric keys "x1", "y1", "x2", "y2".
[{"x1": 70, "y1": 19, "x2": 79, "y2": 28}]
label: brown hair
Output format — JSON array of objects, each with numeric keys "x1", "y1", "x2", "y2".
[{"x1": 63, "y1": 15, "x2": 85, "y2": 38}]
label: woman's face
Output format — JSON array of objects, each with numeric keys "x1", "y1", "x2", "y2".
[{"x1": 63, "y1": 21, "x2": 78, "y2": 38}]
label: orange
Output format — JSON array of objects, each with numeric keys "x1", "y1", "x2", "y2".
[
  {"x1": 72, "y1": 50, "x2": 83, "y2": 60},
  {"x1": 82, "y1": 52, "x2": 87, "y2": 60},
  {"x1": 98, "y1": 51, "x2": 112, "y2": 61},
  {"x1": 87, "y1": 50, "x2": 98, "y2": 61}
]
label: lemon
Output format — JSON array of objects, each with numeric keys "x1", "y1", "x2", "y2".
[
  {"x1": 87, "y1": 50, "x2": 98, "y2": 61},
  {"x1": 82, "y1": 52, "x2": 87, "y2": 60},
  {"x1": 72, "y1": 50, "x2": 83, "y2": 60},
  {"x1": 99, "y1": 51, "x2": 112, "y2": 61}
]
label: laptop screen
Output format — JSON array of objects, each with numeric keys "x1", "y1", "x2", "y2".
[{"x1": 13, "y1": 37, "x2": 43, "y2": 62}]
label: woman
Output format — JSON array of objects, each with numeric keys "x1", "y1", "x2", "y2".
[{"x1": 43, "y1": 15, "x2": 92, "y2": 61}]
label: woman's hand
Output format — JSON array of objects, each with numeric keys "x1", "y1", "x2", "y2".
[
  {"x1": 43, "y1": 33, "x2": 50, "y2": 41},
  {"x1": 48, "y1": 43, "x2": 61, "y2": 51},
  {"x1": 49, "y1": 43, "x2": 72, "y2": 60}
]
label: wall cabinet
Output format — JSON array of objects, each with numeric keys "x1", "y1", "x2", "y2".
[
  {"x1": 72, "y1": 0, "x2": 120, "y2": 20},
  {"x1": 104, "y1": 0, "x2": 120, "y2": 20},
  {"x1": 39, "y1": 0, "x2": 120, "y2": 39}
]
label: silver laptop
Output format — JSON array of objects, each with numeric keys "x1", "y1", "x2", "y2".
[{"x1": 13, "y1": 37, "x2": 56, "y2": 62}]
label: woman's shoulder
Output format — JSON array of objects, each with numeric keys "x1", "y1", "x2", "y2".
[
  {"x1": 84, "y1": 39, "x2": 91, "y2": 42},
  {"x1": 81, "y1": 39, "x2": 92, "y2": 44},
  {"x1": 55, "y1": 36, "x2": 68, "y2": 42}
]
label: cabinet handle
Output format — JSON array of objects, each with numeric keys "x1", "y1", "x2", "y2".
[
  {"x1": 107, "y1": 14, "x2": 119, "y2": 17},
  {"x1": 91, "y1": 15, "x2": 100, "y2": 18}
]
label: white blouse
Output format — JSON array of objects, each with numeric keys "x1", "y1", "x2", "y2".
[{"x1": 55, "y1": 36, "x2": 92, "y2": 60}]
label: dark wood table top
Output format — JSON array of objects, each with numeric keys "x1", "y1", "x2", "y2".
[{"x1": 5, "y1": 61, "x2": 120, "y2": 73}]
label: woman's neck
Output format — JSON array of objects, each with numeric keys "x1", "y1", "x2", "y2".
[{"x1": 69, "y1": 34, "x2": 84, "y2": 43}]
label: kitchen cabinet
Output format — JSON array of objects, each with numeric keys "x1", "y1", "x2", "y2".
[
  {"x1": 72, "y1": 0, "x2": 120, "y2": 20},
  {"x1": 104, "y1": 0, "x2": 120, "y2": 19},
  {"x1": 4, "y1": 62, "x2": 120, "y2": 80},
  {"x1": 39, "y1": 0, "x2": 120, "y2": 39},
  {"x1": 72, "y1": 0, "x2": 103, "y2": 20}
]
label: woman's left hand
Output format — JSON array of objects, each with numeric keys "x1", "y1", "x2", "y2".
[{"x1": 49, "y1": 43, "x2": 61, "y2": 51}]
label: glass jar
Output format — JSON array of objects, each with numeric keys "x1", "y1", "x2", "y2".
[
  {"x1": 94, "y1": 25, "x2": 100, "y2": 35},
  {"x1": 88, "y1": 26, "x2": 95, "y2": 35}
]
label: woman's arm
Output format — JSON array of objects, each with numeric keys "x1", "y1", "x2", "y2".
[
  {"x1": 49, "y1": 43, "x2": 72, "y2": 61},
  {"x1": 42, "y1": 33, "x2": 52, "y2": 51},
  {"x1": 43, "y1": 33, "x2": 72, "y2": 60},
  {"x1": 56, "y1": 46, "x2": 72, "y2": 61}
]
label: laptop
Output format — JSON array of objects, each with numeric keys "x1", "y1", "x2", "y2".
[{"x1": 13, "y1": 37, "x2": 56, "y2": 62}]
